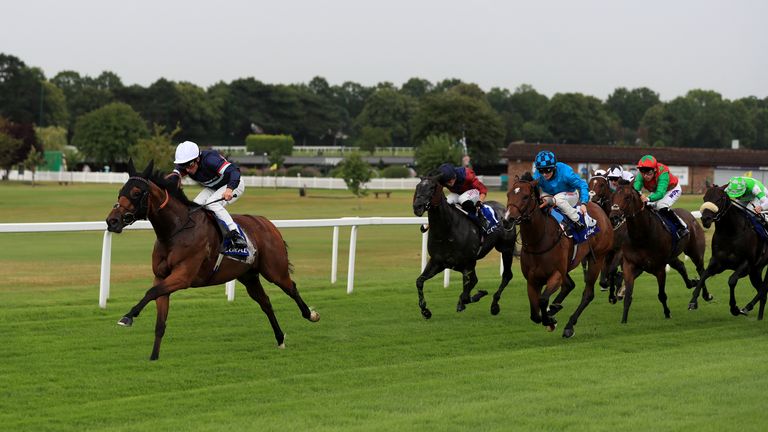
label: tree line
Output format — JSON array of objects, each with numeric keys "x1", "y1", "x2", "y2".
[{"x1": 1, "y1": 52, "x2": 767, "y2": 175}]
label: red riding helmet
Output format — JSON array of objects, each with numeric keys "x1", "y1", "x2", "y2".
[{"x1": 636, "y1": 155, "x2": 658, "y2": 170}]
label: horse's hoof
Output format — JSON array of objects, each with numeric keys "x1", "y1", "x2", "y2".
[
  {"x1": 490, "y1": 303, "x2": 500, "y2": 316},
  {"x1": 687, "y1": 279, "x2": 699, "y2": 289},
  {"x1": 730, "y1": 307, "x2": 741, "y2": 317},
  {"x1": 471, "y1": 290, "x2": 488, "y2": 302},
  {"x1": 704, "y1": 294, "x2": 715, "y2": 302},
  {"x1": 609, "y1": 297, "x2": 617, "y2": 305},
  {"x1": 117, "y1": 316, "x2": 133, "y2": 327},
  {"x1": 456, "y1": 303, "x2": 466, "y2": 313},
  {"x1": 546, "y1": 324, "x2": 557, "y2": 332},
  {"x1": 421, "y1": 308, "x2": 432, "y2": 320},
  {"x1": 562, "y1": 328, "x2": 574, "y2": 338},
  {"x1": 309, "y1": 310, "x2": 320, "y2": 322},
  {"x1": 688, "y1": 303, "x2": 698, "y2": 310},
  {"x1": 278, "y1": 343, "x2": 286, "y2": 349},
  {"x1": 739, "y1": 308, "x2": 749, "y2": 316},
  {"x1": 548, "y1": 304, "x2": 563, "y2": 315},
  {"x1": 149, "y1": 355, "x2": 158, "y2": 361}
]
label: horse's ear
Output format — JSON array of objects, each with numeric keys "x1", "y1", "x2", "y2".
[
  {"x1": 127, "y1": 158, "x2": 137, "y2": 177},
  {"x1": 141, "y1": 160, "x2": 154, "y2": 178},
  {"x1": 719, "y1": 184, "x2": 726, "y2": 190}
]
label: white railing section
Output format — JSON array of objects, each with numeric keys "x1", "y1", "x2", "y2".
[
  {"x1": 2, "y1": 170, "x2": 503, "y2": 189},
  {"x1": 0, "y1": 217, "x2": 492, "y2": 308}
]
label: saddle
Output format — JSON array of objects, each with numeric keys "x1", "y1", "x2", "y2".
[
  {"x1": 203, "y1": 211, "x2": 257, "y2": 265},
  {"x1": 550, "y1": 207, "x2": 600, "y2": 245},
  {"x1": 733, "y1": 204, "x2": 768, "y2": 241},
  {"x1": 650, "y1": 208, "x2": 688, "y2": 240}
]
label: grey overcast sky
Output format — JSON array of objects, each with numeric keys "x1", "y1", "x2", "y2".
[{"x1": 3, "y1": 0, "x2": 766, "y2": 101}]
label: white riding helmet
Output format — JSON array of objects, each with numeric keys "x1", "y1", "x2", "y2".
[
  {"x1": 606, "y1": 165, "x2": 623, "y2": 179},
  {"x1": 174, "y1": 141, "x2": 200, "y2": 164},
  {"x1": 593, "y1": 169, "x2": 607, "y2": 178}
]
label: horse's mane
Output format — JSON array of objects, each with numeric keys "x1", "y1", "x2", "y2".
[{"x1": 146, "y1": 170, "x2": 198, "y2": 207}]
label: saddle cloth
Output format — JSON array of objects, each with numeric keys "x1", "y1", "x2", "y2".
[{"x1": 551, "y1": 207, "x2": 600, "y2": 245}]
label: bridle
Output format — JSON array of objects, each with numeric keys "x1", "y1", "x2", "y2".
[
  {"x1": 114, "y1": 177, "x2": 169, "y2": 226},
  {"x1": 610, "y1": 186, "x2": 644, "y2": 225},
  {"x1": 507, "y1": 180, "x2": 563, "y2": 254},
  {"x1": 506, "y1": 181, "x2": 539, "y2": 225},
  {"x1": 702, "y1": 189, "x2": 732, "y2": 223}
]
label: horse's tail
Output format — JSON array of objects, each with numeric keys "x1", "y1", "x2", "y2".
[{"x1": 284, "y1": 239, "x2": 295, "y2": 274}]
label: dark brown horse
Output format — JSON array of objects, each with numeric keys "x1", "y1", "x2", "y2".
[
  {"x1": 689, "y1": 184, "x2": 768, "y2": 318},
  {"x1": 412, "y1": 175, "x2": 516, "y2": 318},
  {"x1": 609, "y1": 185, "x2": 708, "y2": 323},
  {"x1": 504, "y1": 173, "x2": 614, "y2": 338},
  {"x1": 588, "y1": 175, "x2": 627, "y2": 302},
  {"x1": 105, "y1": 160, "x2": 320, "y2": 360}
]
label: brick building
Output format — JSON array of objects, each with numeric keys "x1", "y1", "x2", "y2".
[{"x1": 503, "y1": 142, "x2": 768, "y2": 194}]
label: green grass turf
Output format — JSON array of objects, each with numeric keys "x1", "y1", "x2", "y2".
[{"x1": 1, "y1": 182, "x2": 767, "y2": 431}]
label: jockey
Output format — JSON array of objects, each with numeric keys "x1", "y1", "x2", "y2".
[
  {"x1": 725, "y1": 176, "x2": 768, "y2": 220},
  {"x1": 170, "y1": 141, "x2": 248, "y2": 250},
  {"x1": 606, "y1": 164, "x2": 635, "y2": 191},
  {"x1": 437, "y1": 162, "x2": 489, "y2": 215},
  {"x1": 633, "y1": 154, "x2": 688, "y2": 238},
  {"x1": 533, "y1": 150, "x2": 589, "y2": 232},
  {"x1": 592, "y1": 168, "x2": 608, "y2": 178}
]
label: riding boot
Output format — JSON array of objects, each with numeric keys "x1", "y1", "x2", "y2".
[
  {"x1": 226, "y1": 230, "x2": 248, "y2": 249},
  {"x1": 477, "y1": 226, "x2": 502, "y2": 259}
]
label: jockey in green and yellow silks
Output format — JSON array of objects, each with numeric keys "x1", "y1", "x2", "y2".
[{"x1": 726, "y1": 176, "x2": 768, "y2": 219}]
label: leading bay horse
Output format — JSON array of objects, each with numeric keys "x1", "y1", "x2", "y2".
[
  {"x1": 504, "y1": 173, "x2": 614, "y2": 338},
  {"x1": 105, "y1": 160, "x2": 319, "y2": 360},
  {"x1": 609, "y1": 185, "x2": 708, "y2": 323},
  {"x1": 412, "y1": 175, "x2": 516, "y2": 318},
  {"x1": 688, "y1": 184, "x2": 768, "y2": 318}
]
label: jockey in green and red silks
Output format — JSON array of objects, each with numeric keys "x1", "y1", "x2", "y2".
[{"x1": 633, "y1": 154, "x2": 688, "y2": 238}]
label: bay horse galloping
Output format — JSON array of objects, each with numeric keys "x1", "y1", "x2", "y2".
[
  {"x1": 105, "y1": 160, "x2": 319, "y2": 360},
  {"x1": 609, "y1": 185, "x2": 708, "y2": 323},
  {"x1": 588, "y1": 175, "x2": 627, "y2": 303},
  {"x1": 689, "y1": 184, "x2": 768, "y2": 319},
  {"x1": 412, "y1": 175, "x2": 516, "y2": 319},
  {"x1": 504, "y1": 173, "x2": 614, "y2": 338}
]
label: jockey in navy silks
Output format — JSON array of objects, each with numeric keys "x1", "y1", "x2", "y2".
[{"x1": 169, "y1": 141, "x2": 248, "y2": 250}]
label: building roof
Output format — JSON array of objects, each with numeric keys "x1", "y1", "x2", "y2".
[{"x1": 502, "y1": 142, "x2": 768, "y2": 168}]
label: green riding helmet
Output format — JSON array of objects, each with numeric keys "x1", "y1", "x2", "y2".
[{"x1": 726, "y1": 178, "x2": 747, "y2": 199}]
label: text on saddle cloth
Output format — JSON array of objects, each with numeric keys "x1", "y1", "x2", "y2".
[{"x1": 550, "y1": 207, "x2": 600, "y2": 245}]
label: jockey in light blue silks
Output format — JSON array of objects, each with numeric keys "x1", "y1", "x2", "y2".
[{"x1": 532, "y1": 150, "x2": 589, "y2": 232}]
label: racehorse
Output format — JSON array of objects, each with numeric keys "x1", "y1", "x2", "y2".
[
  {"x1": 504, "y1": 173, "x2": 614, "y2": 338},
  {"x1": 412, "y1": 175, "x2": 516, "y2": 319},
  {"x1": 105, "y1": 160, "x2": 320, "y2": 360},
  {"x1": 588, "y1": 175, "x2": 627, "y2": 302},
  {"x1": 609, "y1": 185, "x2": 709, "y2": 323},
  {"x1": 688, "y1": 184, "x2": 768, "y2": 319}
]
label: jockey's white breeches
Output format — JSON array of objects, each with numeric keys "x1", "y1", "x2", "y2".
[
  {"x1": 646, "y1": 184, "x2": 682, "y2": 210},
  {"x1": 193, "y1": 179, "x2": 246, "y2": 231},
  {"x1": 541, "y1": 191, "x2": 582, "y2": 222},
  {"x1": 446, "y1": 189, "x2": 480, "y2": 207}
]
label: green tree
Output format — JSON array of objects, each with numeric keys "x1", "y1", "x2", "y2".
[
  {"x1": 23, "y1": 146, "x2": 46, "y2": 186},
  {"x1": 412, "y1": 92, "x2": 505, "y2": 167},
  {"x1": 40, "y1": 81, "x2": 69, "y2": 127},
  {"x1": 413, "y1": 134, "x2": 463, "y2": 175},
  {"x1": 72, "y1": 102, "x2": 149, "y2": 167},
  {"x1": 357, "y1": 126, "x2": 391, "y2": 154},
  {"x1": 128, "y1": 123, "x2": 180, "y2": 172},
  {"x1": 639, "y1": 104, "x2": 672, "y2": 147},
  {"x1": 35, "y1": 126, "x2": 68, "y2": 150},
  {"x1": 542, "y1": 93, "x2": 612, "y2": 144},
  {"x1": 400, "y1": 78, "x2": 433, "y2": 99},
  {"x1": 0, "y1": 130, "x2": 23, "y2": 178},
  {"x1": 605, "y1": 87, "x2": 660, "y2": 131},
  {"x1": 52, "y1": 70, "x2": 118, "y2": 137},
  {"x1": 353, "y1": 88, "x2": 416, "y2": 146},
  {"x1": 338, "y1": 152, "x2": 372, "y2": 204},
  {"x1": 0, "y1": 54, "x2": 44, "y2": 124},
  {"x1": 0, "y1": 117, "x2": 38, "y2": 173}
]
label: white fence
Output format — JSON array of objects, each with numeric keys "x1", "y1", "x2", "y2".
[
  {"x1": 2, "y1": 170, "x2": 503, "y2": 189},
  {"x1": 0, "y1": 217, "x2": 493, "y2": 309}
]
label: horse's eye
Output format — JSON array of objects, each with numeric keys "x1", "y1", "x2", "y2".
[{"x1": 131, "y1": 191, "x2": 141, "y2": 199}]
